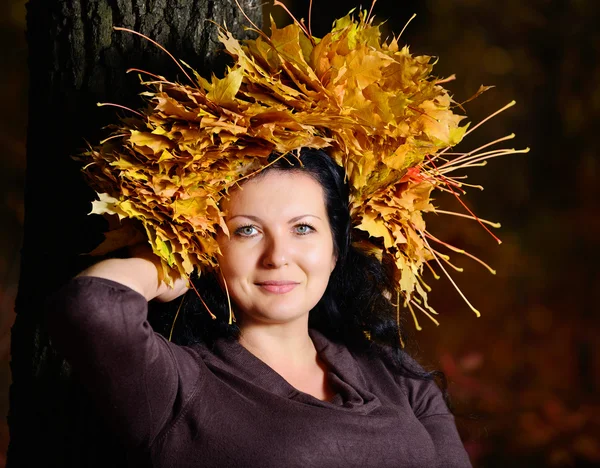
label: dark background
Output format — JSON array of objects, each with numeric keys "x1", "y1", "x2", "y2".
[{"x1": 1, "y1": 0, "x2": 599, "y2": 466}]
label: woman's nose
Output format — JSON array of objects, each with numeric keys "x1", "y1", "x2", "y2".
[{"x1": 261, "y1": 233, "x2": 289, "y2": 268}]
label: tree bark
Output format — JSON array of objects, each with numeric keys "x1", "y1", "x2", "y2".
[{"x1": 9, "y1": 0, "x2": 261, "y2": 465}]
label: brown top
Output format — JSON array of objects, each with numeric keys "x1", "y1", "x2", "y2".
[{"x1": 47, "y1": 276, "x2": 472, "y2": 467}]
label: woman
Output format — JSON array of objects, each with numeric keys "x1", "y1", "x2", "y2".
[
  {"x1": 43, "y1": 2, "x2": 518, "y2": 463},
  {"x1": 47, "y1": 149, "x2": 472, "y2": 467}
]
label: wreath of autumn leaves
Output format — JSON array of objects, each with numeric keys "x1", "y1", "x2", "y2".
[{"x1": 79, "y1": 2, "x2": 527, "y2": 331}]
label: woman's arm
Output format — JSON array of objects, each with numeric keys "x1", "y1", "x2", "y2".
[
  {"x1": 46, "y1": 258, "x2": 198, "y2": 450},
  {"x1": 76, "y1": 251, "x2": 189, "y2": 302}
]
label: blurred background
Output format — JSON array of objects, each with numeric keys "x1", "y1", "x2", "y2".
[{"x1": 1, "y1": 0, "x2": 598, "y2": 466}]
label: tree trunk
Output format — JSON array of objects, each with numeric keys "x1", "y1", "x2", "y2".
[{"x1": 9, "y1": 0, "x2": 261, "y2": 465}]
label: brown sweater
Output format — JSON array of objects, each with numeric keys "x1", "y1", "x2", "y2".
[{"x1": 47, "y1": 276, "x2": 472, "y2": 467}]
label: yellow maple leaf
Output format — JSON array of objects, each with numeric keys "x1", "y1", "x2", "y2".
[
  {"x1": 355, "y1": 210, "x2": 394, "y2": 248},
  {"x1": 206, "y1": 68, "x2": 244, "y2": 105},
  {"x1": 89, "y1": 192, "x2": 120, "y2": 216},
  {"x1": 129, "y1": 130, "x2": 173, "y2": 153}
]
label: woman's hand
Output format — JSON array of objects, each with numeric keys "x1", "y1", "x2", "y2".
[
  {"x1": 154, "y1": 274, "x2": 189, "y2": 303},
  {"x1": 76, "y1": 247, "x2": 189, "y2": 302}
]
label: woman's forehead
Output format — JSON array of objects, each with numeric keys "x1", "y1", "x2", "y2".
[{"x1": 223, "y1": 170, "x2": 327, "y2": 218}]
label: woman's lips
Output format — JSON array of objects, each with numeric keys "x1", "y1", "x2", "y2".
[{"x1": 256, "y1": 281, "x2": 299, "y2": 294}]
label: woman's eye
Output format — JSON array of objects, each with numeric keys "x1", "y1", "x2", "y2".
[
  {"x1": 295, "y1": 224, "x2": 314, "y2": 235},
  {"x1": 234, "y1": 224, "x2": 314, "y2": 237},
  {"x1": 236, "y1": 225, "x2": 258, "y2": 237}
]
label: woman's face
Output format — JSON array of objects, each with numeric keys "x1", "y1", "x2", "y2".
[{"x1": 216, "y1": 170, "x2": 337, "y2": 327}]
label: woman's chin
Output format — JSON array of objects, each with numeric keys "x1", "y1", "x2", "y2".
[{"x1": 238, "y1": 306, "x2": 311, "y2": 327}]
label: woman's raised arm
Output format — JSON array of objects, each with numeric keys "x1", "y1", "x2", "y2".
[
  {"x1": 76, "y1": 250, "x2": 188, "y2": 302},
  {"x1": 46, "y1": 258, "x2": 198, "y2": 451}
]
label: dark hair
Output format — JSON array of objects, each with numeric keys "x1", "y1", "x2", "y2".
[{"x1": 150, "y1": 148, "x2": 447, "y2": 390}]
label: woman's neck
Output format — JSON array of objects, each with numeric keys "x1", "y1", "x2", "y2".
[
  {"x1": 239, "y1": 322, "x2": 335, "y2": 401},
  {"x1": 238, "y1": 321, "x2": 317, "y2": 370}
]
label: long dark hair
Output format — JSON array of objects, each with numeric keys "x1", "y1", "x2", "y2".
[{"x1": 151, "y1": 148, "x2": 446, "y2": 388}]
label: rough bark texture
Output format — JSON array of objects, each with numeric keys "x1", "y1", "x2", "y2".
[{"x1": 9, "y1": 0, "x2": 261, "y2": 466}]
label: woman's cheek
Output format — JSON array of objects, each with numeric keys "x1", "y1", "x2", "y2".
[
  {"x1": 302, "y1": 242, "x2": 335, "y2": 273},
  {"x1": 227, "y1": 242, "x2": 258, "y2": 279}
]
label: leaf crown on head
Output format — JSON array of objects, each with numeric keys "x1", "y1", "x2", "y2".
[{"x1": 81, "y1": 2, "x2": 526, "y2": 331}]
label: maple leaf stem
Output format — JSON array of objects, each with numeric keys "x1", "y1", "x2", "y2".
[
  {"x1": 439, "y1": 176, "x2": 467, "y2": 194},
  {"x1": 308, "y1": 0, "x2": 314, "y2": 38},
  {"x1": 219, "y1": 268, "x2": 236, "y2": 325},
  {"x1": 435, "y1": 133, "x2": 515, "y2": 169},
  {"x1": 99, "y1": 133, "x2": 129, "y2": 145},
  {"x1": 273, "y1": 1, "x2": 312, "y2": 41},
  {"x1": 429, "y1": 246, "x2": 464, "y2": 272},
  {"x1": 459, "y1": 150, "x2": 529, "y2": 169},
  {"x1": 410, "y1": 295, "x2": 438, "y2": 315},
  {"x1": 232, "y1": 0, "x2": 270, "y2": 43},
  {"x1": 458, "y1": 161, "x2": 488, "y2": 169},
  {"x1": 416, "y1": 271, "x2": 434, "y2": 290},
  {"x1": 445, "y1": 178, "x2": 484, "y2": 191},
  {"x1": 424, "y1": 230, "x2": 497, "y2": 274},
  {"x1": 97, "y1": 102, "x2": 144, "y2": 118},
  {"x1": 452, "y1": 190, "x2": 500, "y2": 242},
  {"x1": 435, "y1": 185, "x2": 463, "y2": 196},
  {"x1": 188, "y1": 279, "x2": 217, "y2": 320},
  {"x1": 419, "y1": 230, "x2": 481, "y2": 317},
  {"x1": 398, "y1": 13, "x2": 417, "y2": 40},
  {"x1": 396, "y1": 290, "x2": 405, "y2": 348},
  {"x1": 424, "y1": 154, "x2": 502, "y2": 244},
  {"x1": 126, "y1": 67, "x2": 166, "y2": 81},
  {"x1": 231, "y1": 151, "x2": 291, "y2": 186},
  {"x1": 439, "y1": 148, "x2": 528, "y2": 174},
  {"x1": 407, "y1": 105, "x2": 438, "y2": 122},
  {"x1": 410, "y1": 298, "x2": 440, "y2": 326},
  {"x1": 433, "y1": 209, "x2": 501, "y2": 228},
  {"x1": 431, "y1": 155, "x2": 451, "y2": 165},
  {"x1": 138, "y1": 80, "x2": 172, "y2": 87},
  {"x1": 406, "y1": 300, "x2": 422, "y2": 331},
  {"x1": 462, "y1": 101, "x2": 516, "y2": 138},
  {"x1": 423, "y1": 258, "x2": 441, "y2": 280},
  {"x1": 404, "y1": 165, "x2": 438, "y2": 186},
  {"x1": 113, "y1": 27, "x2": 200, "y2": 92},
  {"x1": 168, "y1": 294, "x2": 186, "y2": 341}
]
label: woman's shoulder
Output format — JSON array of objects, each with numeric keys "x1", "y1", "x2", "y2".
[{"x1": 348, "y1": 340, "x2": 451, "y2": 417}]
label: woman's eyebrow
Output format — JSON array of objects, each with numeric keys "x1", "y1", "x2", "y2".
[{"x1": 228, "y1": 214, "x2": 322, "y2": 223}]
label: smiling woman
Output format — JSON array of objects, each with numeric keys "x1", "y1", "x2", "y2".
[
  {"x1": 42, "y1": 1, "x2": 484, "y2": 465},
  {"x1": 46, "y1": 149, "x2": 473, "y2": 466},
  {"x1": 215, "y1": 157, "x2": 338, "y2": 402}
]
